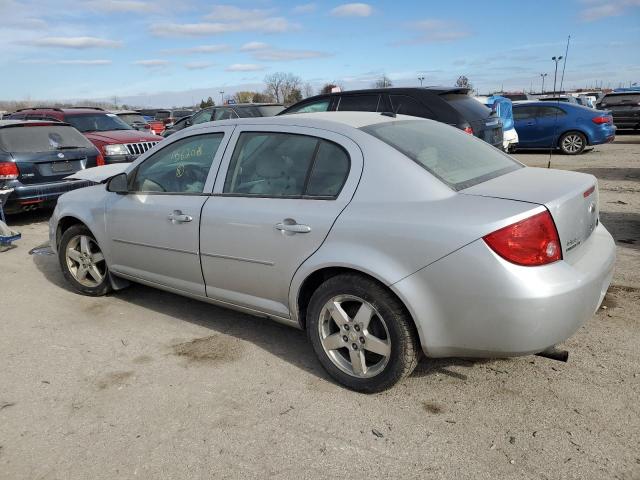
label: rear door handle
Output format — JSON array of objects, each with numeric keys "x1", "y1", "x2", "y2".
[
  {"x1": 168, "y1": 210, "x2": 193, "y2": 224},
  {"x1": 275, "y1": 219, "x2": 311, "y2": 234}
]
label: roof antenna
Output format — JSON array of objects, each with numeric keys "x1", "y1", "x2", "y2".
[{"x1": 548, "y1": 35, "x2": 571, "y2": 169}]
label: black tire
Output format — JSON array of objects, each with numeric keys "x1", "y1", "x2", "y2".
[
  {"x1": 306, "y1": 273, "x2": 420, "y2": 393},
  {"x1": 559, "y1": 131, "x2": 587, "y2": 155},
  {"x1": 58, "y1": 224, "x2": 112, "y2": 296}
]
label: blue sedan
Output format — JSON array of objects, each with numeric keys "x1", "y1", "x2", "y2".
[{"x1": 513, "y1": 101, "x2": 616, "y2": 154}]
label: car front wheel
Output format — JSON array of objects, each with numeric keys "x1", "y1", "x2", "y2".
[
  {"x1": 307, "y1": 274, "x2": 420, "y2": 393},
  {"x1": 559, "y1": 131, "x2": 587, "y2": 155},
  {"x1": 59, "y1": 224, "x2": 112, "y2": 296}
]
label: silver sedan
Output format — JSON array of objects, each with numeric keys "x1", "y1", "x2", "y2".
[{"x1": 50, "y1": 112, "x2": 615, "y2": 392}]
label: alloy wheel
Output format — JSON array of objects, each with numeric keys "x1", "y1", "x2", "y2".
[
  {"x1": 318, "y1": 295, "x2": 391, "y2": 378},
  {"x1": 65, "y1": 235, "x2": 106, "y2": 287},
  {"x1": 562, "y1": 134, "x2": 583, "y2": 153}
]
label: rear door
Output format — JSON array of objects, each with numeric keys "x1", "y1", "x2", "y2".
[
  {"x1": 535, "y1": 105, "x2": 568, "y2": 148},
  {"x1": 513, "y1": 105, "x2": 539, "y2": 147},
  {"x1": 105, "y1": 128, "x2": 233, "y2": 295},
  {"x1": 200, "y1": 125, "x2": 362, "y2": 318}
]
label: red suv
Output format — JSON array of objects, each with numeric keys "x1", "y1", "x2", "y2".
[{"x1": 8, "y1": 107, "x2": 163, "y2": 164}]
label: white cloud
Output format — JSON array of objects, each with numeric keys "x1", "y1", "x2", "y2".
[
  {"x1": 133, "y1": 59, "x2": 170, "y2": 67},
  {"x1": 204, "y1": 5, "x2": 272, "y2": 21},
  {"x1": 240, "y1": 41, "x2": 270, "y2": 51},
  {"x1": 161, "y1": 44, "x2": 230, "y2": 55},
  {"x1": 185, "y1": 61, "x2": 215, "y2": 70},
  {"x1": 330, "y1": 3, "x2": 372, "y2": 17},
  {"x1": 395, "y1": 19, "x2": 471, "y2": 44},
  {"x1": 19, "y1": 59, "x2": 112, "y2": 65},
  {"x1": 293, "y1": 3, "x2": 316, "y2": 14},
  {"x1": 84, "y1": 0, "x2": 150, "y2": 12},
  {"x1": 150, "y1": 17, "x2": 297, "y2": 36},
  {"x1": 226, "y1": 63, "x2": 265, "y2": 72},
  {"x1": 580, "y1": 0, "x2": 640, "y2": 21},
  {"x1": 22, "y1": 36, "x2": 123, "y2": 49},
  {"x1": 252, "y1": 48, "x2": 331, "y2": 61}
]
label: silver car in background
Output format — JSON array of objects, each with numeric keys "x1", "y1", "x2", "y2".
[{"x1": 49, "y1": 112, "x2": 615, "y2": 392}]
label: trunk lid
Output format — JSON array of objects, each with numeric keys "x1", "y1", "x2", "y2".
[
  {"x1": 14, "y1": 148, "x2": 96, "y2": 185},
  {"x1": 462, "y1": 167, "x2": 599, "y2": 258}
]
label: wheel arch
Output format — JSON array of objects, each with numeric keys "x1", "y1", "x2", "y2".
[
  {"x1": 56, "y1": 215, "x2": 90, "y2": 250},
  {"x1": 557, "y1": 128, "x2": 590, "y2": 147},
  {"x1": 294, "y1": 265, "x2": 421, "y2": 345}
]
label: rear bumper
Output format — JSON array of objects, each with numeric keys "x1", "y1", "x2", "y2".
[
  {"x1": 590, "y1": 125, "x2": 616, "y2": 145},
  {"x1": 393, "y1": 223, "x2": 615, "y2": 357},
  {"x1": 1, "y1": 180, "x2": 94, "y2": 214}
]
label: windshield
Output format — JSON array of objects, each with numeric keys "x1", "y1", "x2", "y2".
[
  {"x1": 441, "y1": 93, "x2": 492, "y2": 120},
  {"x1": 155, "y1": 111, "x2": 171, "y2": 120},
  {"x1": 361, "y1": 120, "x2": 522, "y2": 191},
  {"x1": 0, "y1": 125, "x2": 94, "y2": 153},
  {"x1": 66, "y1": 113, "x2": 132, "y2": 133},
  {"x1": 601, "y1": 94, "x2": 640, "y2": 105},
  {"x1": 118, "y1": 114, "x2": 147, "y2": 125}
]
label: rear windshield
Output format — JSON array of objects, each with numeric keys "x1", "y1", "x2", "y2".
[
  {"x1": 66, "y1": 113, "x2": 132, "y2": 133},
  {"x1": 118, "y1": 114, "x2": 147, "y2": 125},
  {"x1": 0, "y1": 125, "x2": 94, "y2": 153},
  {"x1": 361, "y1": 120, "x2": 522, "y2": 191},
  {"x1": 154, "y1": 111, "x2": 171, "y2": 120},
  {"x1": 235, "y1": 105, "x2": 285, "y2": 117},
  {"x1": 441, "y1": 93, "x2": 491, "y2": 120},
  {"x1": 600, "y1": 94, "x2": 640, "y2": 105}
]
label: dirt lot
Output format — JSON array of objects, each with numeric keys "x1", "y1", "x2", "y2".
[{"x1": 1, "y1": 135, "x2": 639, "y2": 480}]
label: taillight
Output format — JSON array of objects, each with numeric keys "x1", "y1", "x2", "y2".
[
  {"x1": 592, "y1": 116, "x2": 611, "y2": 124},
  {"x1": 96, "y1": 152, "x2": 105, "y2": 166},
  {"x1": 463, "y1": 126, "x2": 474, "y2": 135},
  {"x1": 0, "y1": 161, "x2": 19, "y2": 180},
  {"x1": 483, "y1": 210, "x2": 562, "y2": 266}
]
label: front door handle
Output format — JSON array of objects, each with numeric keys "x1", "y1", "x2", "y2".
[
  {"x1": 275, "y1": 218, "x2": 311, "y2": 234},
  {"x1": 168, "y1": 210, "x2": 193, "y2": 224}
]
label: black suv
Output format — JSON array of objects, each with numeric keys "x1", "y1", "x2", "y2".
[
  {"x1": 280, "y1": 87, "x2": 503, "y2": 148},
  {"x1": 163, "y1": 103, "x2": 285, "y2": 137},
  {"x1": 597, "y1": 92, "x2": 640, "y2": 130}
]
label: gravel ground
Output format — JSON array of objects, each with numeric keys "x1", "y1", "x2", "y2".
[{"x1": 1, "y1": 134, "x2": 638, "y2": 480}]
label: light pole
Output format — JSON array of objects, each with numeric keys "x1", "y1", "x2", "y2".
[
  {"x1": 540, "y1": 73, "x2": 548, "y2": 94},
  {"x1": 219, "y1": 90, "x2": 224, "y2": 105},
  {"x1": 551, "y1": 56, "x2": 563, "y2": 94},
  {"x1": 418, "y1": 75, "x2": 425, "y2": 87}
]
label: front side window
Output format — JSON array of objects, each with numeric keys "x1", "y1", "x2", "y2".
[
  {"x1": 287, "y1": 99, "x2": 330, "y2": 114},
  {"x1": 223, "y1": 132, "x2": 350, "y2": 198},
  {"x1": 130, "y1": 134, "x2": 223, "y2": 194},
  {"x1": 337, "y1": 95, "x2": 380, "y2": 112},
  {"x1": 362, "y1": 120, "x2": 521, "y2": 191},
  {"x1": 513, "y1": 106, "x2": 537, "y2": 120}
]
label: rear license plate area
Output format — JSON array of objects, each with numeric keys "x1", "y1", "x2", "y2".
[{"x1": 51, "y1": 162, "x2": 74, "y2": 172}]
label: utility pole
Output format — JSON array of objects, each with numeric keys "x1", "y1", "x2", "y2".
[
  {"x1": 219, "y1": 90, "x2": 224, "y2": 105},
  {"x1": 418, "y1": 75, "x2": 425, "y2": 87},
  {"x1": 540, "y1": 73, "x2": 548, "y2": 94},
  {"x1": 552, "y1": 56, "x2": 563, "y2": 94}
]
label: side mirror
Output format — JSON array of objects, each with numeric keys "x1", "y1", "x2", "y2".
[{"x1": 107, "y1": 172, "x2": 128, "y2": 194}]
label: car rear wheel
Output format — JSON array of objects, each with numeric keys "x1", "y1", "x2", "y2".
[
  {"x1": 307, "y1": 274, "x2": 419, "y2": 393},
  {"x1": 559, "y1": 131, "x2": 586, "y2": 155},
  {"x1": 59, "y1": 225, "x2": 111, "y2": 296}
]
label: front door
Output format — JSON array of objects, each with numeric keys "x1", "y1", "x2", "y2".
[
  {"x1": 200, "y1": 126, "x2": 362, "y2": 318},
  {"x1": 106, "y1": 129, "x2": 231, "y2": 295},
  {"x1": 513, "y1": 105, "x2": 539, "y2": 147}
]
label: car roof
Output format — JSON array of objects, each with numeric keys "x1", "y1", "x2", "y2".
[
  {"x1": 111, "y1": 110, "x2": 140, "y2": 115},
  {"x1": 0, "y1": 119, "x2": 69, "y2": 129},
  {"x1": 194, "y1": 111, "x2": 426, "y2": 132}
]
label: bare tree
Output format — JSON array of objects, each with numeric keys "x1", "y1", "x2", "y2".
[
  {"x1": 373, "y1": 75, "x2": 393, "y2": 88},
  {"x1": 234, "y1": 91, "x2": 255, "y2": 103},
  {"x1": 264, "y1": 72, "x2": 302, "y2": 104},
  {"x1": 455, "y1": 75, "x2": 473, "y2": 91},
  {"x1": 303, "y1": 82, "x2": 315, "y2": 98}
]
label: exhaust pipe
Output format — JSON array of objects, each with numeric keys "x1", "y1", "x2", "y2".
[{"x1": 535, "y1": 347, "x2": 569, "y2": 362}]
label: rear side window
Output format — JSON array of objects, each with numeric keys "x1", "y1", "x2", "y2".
[
  {"x1": 601, "y1": 94, "x2": 640, "y2": 105},
  {"x1": 0, "y1": 125, "x2": 93, "y2": 153},
  {"x1": 224, "y1": 132, "x2": 350, "y2": 198},
  {"x1": 287, "y1": 99, "x2": 330, "y2": 114},
  {"x1": 337, "y1": 95, "x2": 380, "y2": 112},
  {"x1": 440, "y1": 93, "x2": 491, "y2": 120},
  {"x1": 361, "y1": 120, "x2": 521, "y2": 191},
  {"x1": 389, "y1": 95, "x2": 431, "y2": 118},
  {"x1": 537, "y1": 106, "x2": 566, "y2": 117}
]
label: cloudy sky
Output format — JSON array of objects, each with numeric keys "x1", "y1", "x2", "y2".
[{"x1": 1, "y1": 0, "x2": 639, "y2": 106}]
